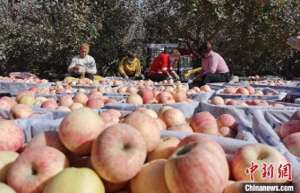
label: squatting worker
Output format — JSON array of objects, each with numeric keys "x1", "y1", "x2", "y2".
[
  {"x1": 68, "y1": 43, "x2": 97, "y2": 80},
  {"x1": 147, "y1": 48, "x2": 179, "y2": 82},
  {"x1": 191, "y1": 41, "x2": 230, "y2": 87},
  {"x1": 118, "y1": 52, "x2": 142, "y2": 79}
]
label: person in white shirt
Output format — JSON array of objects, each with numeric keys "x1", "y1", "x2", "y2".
[{"x1": 68, "y1": 43, "x2": 97, "y2": 79}]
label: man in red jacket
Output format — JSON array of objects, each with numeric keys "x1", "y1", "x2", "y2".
[{"x1": 147, "y1": 48, "x2": 179, "y2": 82}]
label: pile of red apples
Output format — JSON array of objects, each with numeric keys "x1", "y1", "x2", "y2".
[
  {"x1": 0, "y1": 107, "x2": 298, "y2": 193},
  {"x1": 64, "y1": 77, "x2": 98, "y2": 87},
  {"x1": 210, "y1": 96, "x2": 286, "y2": 108},
  {"x1": 249, "y1": 79, "x2": 297, "y2": 87},
  {"x1": 0, "y1": 76, "x2": 48, "y2": 84},
  {"x1": 0, "y1": 89, "x2": 120, "y2": 119},
  {"x1": 32, "y1": 85, "x2": 74, "y2": 96},
  {"x1": 126, "y1": 85, "x2": 211, "y2": 105},
  {"x1": 221, "y1": 86, "x2": 276, "y2": 96}
]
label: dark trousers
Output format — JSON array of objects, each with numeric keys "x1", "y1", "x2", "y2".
[
  {"x1": 68, "y1": 72, "x2": 94, "y2": 80},
  {"x1": 147, "y1": 73, "x2": 168, "y2": 82},
  {"x1": 190, "y1": 72, "x2": 231, "y2": 87}
]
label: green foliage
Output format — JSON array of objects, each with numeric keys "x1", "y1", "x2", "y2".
[
  {"x1": 0, "y1": 0, "x2": 140, "y2": 78},
  {"x1": 0, "y1": 0, "x2": 299, "y2": 79},
  {"x1": 144, "y1": 0, "x2": 300, "y2": 77}
]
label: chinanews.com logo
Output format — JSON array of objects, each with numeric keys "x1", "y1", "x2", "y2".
[
  {"x1": 242, "y1": 183, "x2": 295, "y2": 193},
  {"x1": 241, "y1": 162, "x2": 297, "y2": 193}
]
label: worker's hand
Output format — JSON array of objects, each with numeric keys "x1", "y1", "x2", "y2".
[
  {"x1": 78, "y1": 66, "x2": 86, "y2": 74},
  {"x1": 70, "y1": 67, "x2": 79, "y2": 74},
  {"x1": 172, "y1": 71, "x2": 180, "y2": 80}
]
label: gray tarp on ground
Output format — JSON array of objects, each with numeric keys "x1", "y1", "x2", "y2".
[
  {"x1": 250, "y1": 109, "x2": 300, "y2": 178},
  {"x1": 188, "y1": 90, "x2": 215, "y2": 102},
  {"x1": 232, "y1": 82, "x2": 300, "y2": 101},
  {"x1": 161, "y1": 129, "x2": 300, "y2": 180},
  {"x1": 215, "y1": 88, "x2": 287, "y2": 100},
  {"x1": 15, "y1": 118, "x2": 63, "y2": 143},
  {"x1": 33, "y1": 106, "x2": 105, "y2": 120},
  {"x1": 160, "y1": 131, "x2": 256, "y2": 154},
  {"x1": 196, "y1": 101, "x2": 300, "y2": 178},
  {"x1": 196, "y1": 101, "x2": 300, "y2": 129},
  {"x1": 16, "y1": 109, "x2": 132, "y2": 143},
  {"x1": 0, "y1": 108, "x2": 53, "y2": 120},
  {"x1": 206, "y1": 82, "x2": 228, "y2": 90}
]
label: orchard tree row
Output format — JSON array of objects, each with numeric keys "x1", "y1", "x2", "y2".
[{"x1": 0, "y1": 0, "x2": 299, "y2": 78}]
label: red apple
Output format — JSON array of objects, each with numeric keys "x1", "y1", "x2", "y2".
[
  {"x1": 159, "y1": 108, "x2": 186, "y2": 128},
  {"x1": 86, "y1": 98, "x2": 104, "y2": 109},
  {"x1": 156, "y1": 118, "x2": 167, "y2": 131},
  {"x1": 103, "y1": 109, "x2": 122, "y2": 118},
  {"x1": 0, "y1": 98, "x2": 15, "y2": 111},
  {"x1": 88, "y1": 90, "x2": 103, "y2": 99},
  {"x1": 7, "y1": 146, "x2": 68, "y2": 193},
  {"x1": 156, "y1": 92, "x2": 175, "y2": 104},
  {"x1": 127, "y1": 94, "x2": 143, "y2": 105},
  {"x1": 177, "y1": 134, "x2": 210, "y2": 147},
  {"x1": 100, "y1": 111, "x2": 120, "y2": 128},
  {"x1": 27, "y1": 131, "x2": 68, "y2": 154},
  {"x1": 283, "y1": 132, "x2": 300, "y2": 157},
  {"x1": 200, "y1": 85, "x2": 212, "y2": 92},
  {"x1": 236, "y1": 87, "x2": 249, "y2": 95},
  {"x1": 231, "y1": 144, "x2": 289, "y2": 183},
  {"x1": 290, "y1": 110, "x2": 300, "y2": 121},
  {"x1": 0, "y1": 151, "x2": 19, "y2": 182},
  {"x1": 124, "y1": 111, "x2": 161, "y2": 152},
  {"x1": 226, "y1": 99, "x2": 238, "y2": 106},
  {"x1": 127, "y1": 86, "x2": 138, "y2": 94},
  {"x1": 246, "y1": 86, "x2": 256, "y2": 95},
  {"x1": 211, "y1": 96, "x2": 225, "y2": 105},
  {"x1": 168, "y1": 124, "x2": 193, "y2": 132},
  {"x1": 165, "y1": 138, "x2": 229, "y2": 193},
  {"x1": 130, "y1": 159, "x2": 170, "y2": 193},
  {"x1": 147, "y1": 137, "x2": 180, "y2": 161},
  {"x1": 73, "y1": 92, "x2": 88, "y2": 105},
  {"x1": 59, "y1": 108, "x2": 106, "y2": 156},
  {"x1": 278, "y1": 120, "x2": 300, "y2": 138},
  {"x1": 0, "y1": 120, "x2": 24, "y2": 151},
  {"x1": 172, "y1": 89, "x2": 187, "y2": 102},
  {"x1": 217, "y1": 114, "x2": 237, "y2": 129},
  {"x1": 138, "y1": 88, "x2": 154, "y2": 104},
  {"x1": 223, "y1": 87, "x2": 237, "y2": 94},
  {"x1": 41, "y1": 99, "x2": 58, "y2": 110},
  {"x1": 136, "y1": 108, "x2": 158, "y2": 118},
  {"x1": 91, "y1": 123, "x2": 147, "y2": 183},
  {"x1": 58, "y1": 95, "x2": 73, "y2": 107},
  {"x1": 190, "y1": 112, "x2": 219, "y2": 135},
  {"x1": 10, "y1": 104, "x2": 33, "y2": 119},
  {"x1": 70, "y1": 102, "x2": 84, "y2": 111}
]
